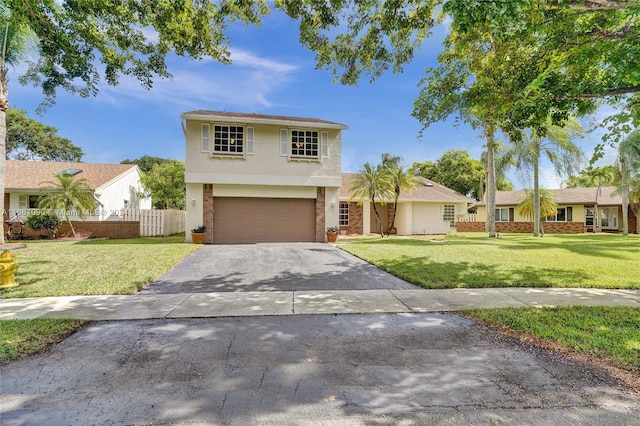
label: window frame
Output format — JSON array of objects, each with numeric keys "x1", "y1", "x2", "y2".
[
  {"x1": 495, "y1": 207, "x2": 510, "y2": 222},
  {"x1": 289, "y1": 128, "x2": 320, "y2": 160},
  {"x1": 443, "y1": 204, "x2": 455, "y2": 226},
  {"x1": 212, "y1": 124, "x2": 245, "y2": 156},
  {"x1": 339, "y1": 202, "x2": 349, "y2": 226},
  {"x1": 546, "y1": 207, "x2": 567, "y2": 222}
]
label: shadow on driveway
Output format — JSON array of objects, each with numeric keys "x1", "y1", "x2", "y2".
[{"x1": 142, "y1": 243, "x2": 417, "y2": 294}]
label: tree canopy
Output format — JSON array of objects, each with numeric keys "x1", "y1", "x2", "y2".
[
  {"x1": 411, "y1": 150, "x2": 512, "y2": 200},
  {"x1": 139, "y1": 160, "x2": 186, "y2": 210},
  {"x1": 6, "y1": 0, "x2": 269, "y2": 107},
  {"x1": 6, "y1": 108, "x2": 83, "y2": 161},
  {"x1": 121, "y1": 155, "x2": 169, "y2": 174}
]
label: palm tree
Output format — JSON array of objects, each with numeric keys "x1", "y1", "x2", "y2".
[
  {"x1": 349, "y1": 162, "x2": 393, "y2": 237},
  {"x1": 1, "y1": 12, "x2": 31, "y2": 244},
  {"x1": 37, "y1": 173, "x2": 97, "y2": 237},
  {"x1": 383, "y1": 161, "x2": 419, "y2": 235},
  {"x1": 517, "y1": 188, "x2": 558, "y2": 234},
  {"x1": 479, "y1": 140, "x2": 514, "y2": 200},
  {"x1": 512, "y1": 116, "x2": 584, "y2": 237},
  {"x1": 616, "y1": 129, "x2": 640, "y2": 235}
]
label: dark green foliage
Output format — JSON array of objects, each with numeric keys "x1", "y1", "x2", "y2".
[
  {"x1": 25, "y1": 212, "x2": 60, "y2": 239},
  {"x1": 6, "y1": 109, "x2": 83, "y2": 162}
]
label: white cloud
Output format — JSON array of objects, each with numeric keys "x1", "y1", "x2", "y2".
[{"x1": 82, "y1": 48, "x2": 300, "y2": 111}]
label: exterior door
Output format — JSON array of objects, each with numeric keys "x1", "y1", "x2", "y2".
[{"x1": 600, "y1": 207, "x2": 618, "y2": 230}]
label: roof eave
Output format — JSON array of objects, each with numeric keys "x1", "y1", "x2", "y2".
[{"x1": 180, "y1": 113, "x2": 348, "y2": 130}]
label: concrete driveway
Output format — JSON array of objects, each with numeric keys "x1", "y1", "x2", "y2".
[{"x1": 142, "y1": 243, "x2": 418, "y2": 293}]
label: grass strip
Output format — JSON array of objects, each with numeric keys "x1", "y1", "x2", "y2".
[
  {"x1": 464, "y1": 306, "x2": 640, "y2": 376},
  {"x1": 0, "y1": 319, "x2": 87, "y2": 364}
]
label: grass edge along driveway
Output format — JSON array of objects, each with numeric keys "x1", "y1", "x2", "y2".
[{"x1": 336, "y1": 233, "x2": 640, "y2": 289}]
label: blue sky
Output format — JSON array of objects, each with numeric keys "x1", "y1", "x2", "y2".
[{"x1": 10, "y1": 9, "x2": 615, "y2": 190}]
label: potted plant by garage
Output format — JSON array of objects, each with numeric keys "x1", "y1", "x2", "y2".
[
  {"x1": 326, "y1": 226, "x2": 339, "y2": 243},
  {"x1": 191, "y1": 225, "x2": 206, "y2": 244}
]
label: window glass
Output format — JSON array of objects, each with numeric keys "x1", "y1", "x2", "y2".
[
  {"x1": 339, "y1": 202, "x2": 349, "y2": 226},
  {"x1": 214, "y1": 125, "x2": 244, "y2": 154},
  {"x1": 291, "y1": 130, "x2": 319, "y2": 158}
]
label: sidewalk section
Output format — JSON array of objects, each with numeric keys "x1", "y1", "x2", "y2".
[{"x1": 1, "y1": 288, "x2": 639, "y2": 321}]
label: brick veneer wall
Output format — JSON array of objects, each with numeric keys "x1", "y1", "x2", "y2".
[
  {"x1": 315, "y1": 187, "x2": 326, "y2": 242},
  {"x1": 629, "y1": 206, "x2": 638, "y2": 234},
  {"x1": 341, "y1": 202, "x2": 363, "y2": 235},
  {"x1": 14, "y1": 221, "x2": 140, "y2": 239},
  {"x1": 456, "y1": 221, "x2": 585, "y2": 234},
  {"x1": 203, "y1": 184, "x2": 214, "y2": 244}
]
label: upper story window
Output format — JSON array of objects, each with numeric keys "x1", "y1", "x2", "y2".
[
  {"x1": 291, "y1": 130, "x2": 318, "y2": 158},
  {"x1": 281, "y1": 129, "x2": 329, "y2": 160},
  {"x1": 215, "y1": 125, "x2": 244, "y2": 154},
  {"x1": 202, "y1": 124, "x2": 254, "y2": 156}
]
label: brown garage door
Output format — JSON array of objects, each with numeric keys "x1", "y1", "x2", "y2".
[{"x1": 213, "y1": 197, "x2": 316, "y2": 243}]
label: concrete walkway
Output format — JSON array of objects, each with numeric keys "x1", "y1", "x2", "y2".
[{"x1": 1, "y1": 287, "x2": 639, "y2": 321}]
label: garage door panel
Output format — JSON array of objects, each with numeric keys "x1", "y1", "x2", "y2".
[{"x1": 213, "y1": 198, "x2": 316, "y2": 243}]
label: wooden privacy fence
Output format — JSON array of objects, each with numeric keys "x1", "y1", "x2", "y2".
[{"x1": 121, "y1": 208, "x2": 186, "y2": 237}]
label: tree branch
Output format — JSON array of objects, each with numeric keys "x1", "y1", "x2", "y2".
[
  {"x1": 546, "y1": 0, "x2": 636, "y2": 11},
  {"x1": 558, "y1": 86, "x2": 640, "y2": 99}
]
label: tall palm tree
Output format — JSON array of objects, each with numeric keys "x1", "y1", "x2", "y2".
[
  {"x1": 616, "y1": 129, "x2": 640, "y2": 235},
  {"x1": 37, "y1": 173, "x2": 97, "y2": 238},
  {"x1": 512, "y1": 116, "x2": 584, "y2": 237},
  {"x1": 384, "y1": 162, "x2": 419, "y2": 236},
  {"x1": 1, "y1": 11, "x2": 31, "y2": 245},
  {"x1": 479, "y1": 140, "x2": 514, "y2": 200},
  {"x1": 349, "y1": 162, "x2": 393, "y2": 237},
  {"x1": 517, "y1": 188, "x2": 558, "y2": 234}
]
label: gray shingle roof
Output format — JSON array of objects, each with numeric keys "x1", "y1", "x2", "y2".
[
  {"x1": 475, "y1": 187, "x2": 622, "y2": 206},
  {"x1": 180, "y1": 110, "x2": 348, "y2": 129},
  {"x1": 340, "y1": 174, "x2": 473, "y2": 202},
  {"x1": 5, "y1": 160, "x2": 137, "y2": 191}
]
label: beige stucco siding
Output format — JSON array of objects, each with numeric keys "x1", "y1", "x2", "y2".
[
  {"x1": 412, "y1": 203, "x2": 454, "y2": 235},
  {"x1": 184, "y1": 121, "x2": 342, "y2": 186}
]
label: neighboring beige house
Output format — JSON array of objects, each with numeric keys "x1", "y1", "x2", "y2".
[
  {"x1": 465, "y1": 187, "x2": 638, "y2": 234},
  {"x1": 4, "y1": 160, "x2": 150, "y2": 222},
  {"x1": 340, "y1": 174, "x2": 473, "y2": 235},
  {"x1": 182, "y1": 110, "x2": 347, "y2": 243}
]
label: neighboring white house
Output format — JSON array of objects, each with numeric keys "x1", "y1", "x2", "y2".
[
  {"x1": 4, "y1": 160, "x2": 150, "y2": 221},
  {"x1": 181, "y1": 110, "x2": 348, "y2": 243},
  {"x1": 339, "y1": 174, "x2": 473, "y2": 235}
]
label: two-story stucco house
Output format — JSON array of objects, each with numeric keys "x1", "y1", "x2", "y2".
[{"x1": 182, "y1": 110, "x2": 348, "y2": 243}]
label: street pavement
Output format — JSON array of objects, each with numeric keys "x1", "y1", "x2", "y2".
[{"x1": 1, "y1": 243, "x2": 639, "y2": 425}]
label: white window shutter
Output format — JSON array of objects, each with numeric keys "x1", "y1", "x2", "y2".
[
  {"x1": 246, "y1": 127, "x2": 254, "y2": 154},
  {"x1": 18, "y1": 195, "x2": 27, "y2": 209},
  {"x1": 439, "y1": 205, "x2": 444, "y2": 219},
  {"x1": 321, "y1": 132, "x2": 329, "y2": 158},
  {"x1": 201, "y1": 124, "x2": 210, "y2": 152},
  {"x1": 280, "y1": 129, "x2": 288, "y2": 156}
]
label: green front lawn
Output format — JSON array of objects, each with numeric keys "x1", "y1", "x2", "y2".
[
  {"x1": 1, "y1": 234, "x2": 200, "y2": 298},
  {"x1": 465, "y1": 306, "x2": 640, "y2": 380},
  {"x1": 337, "y1": 233, "x2": 640, "y2": 289},
  {"x1": 0, "y1": 318, "x2": 87, "y2": 364}
]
